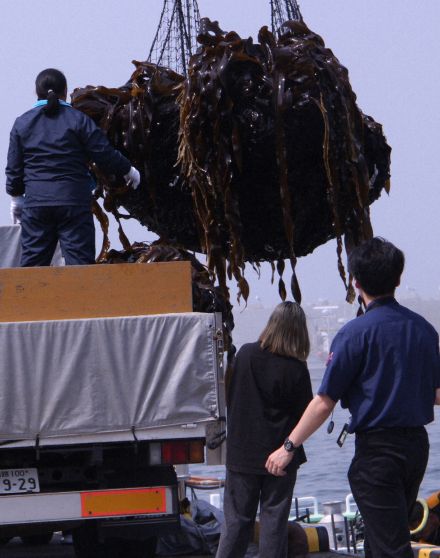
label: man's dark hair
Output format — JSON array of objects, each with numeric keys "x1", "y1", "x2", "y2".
[{"x1": 348, "y1": 237, "x2": 405, "y2": 296}]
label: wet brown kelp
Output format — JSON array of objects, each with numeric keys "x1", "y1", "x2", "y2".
[
  {"x1": 72, "y1": 62, "x2": 198, "y2": 249},
  {"x1": 179, "y1": 19, "x2": 390, "y2": 302},
  {"x1": 101, "y1": 242, "x2": 235, "y2": 362},
  {"x1": 72, "y1": 18, "x2": 391, "y2": 304}
]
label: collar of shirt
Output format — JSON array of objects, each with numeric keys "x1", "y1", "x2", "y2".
[
  {"x1": 34, "y1": 100, "x2": 71, "y2": 107},
  {"x1": 365, "y1": 296, "x2": 397, "y2": 313}
]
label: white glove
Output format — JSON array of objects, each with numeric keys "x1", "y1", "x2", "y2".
[
  {"x1": 10, "y1": 195, "x2": 24, "y2": 224},
  {"x1": 124, "y1": 166, "x2": 141, "y2": 190}
]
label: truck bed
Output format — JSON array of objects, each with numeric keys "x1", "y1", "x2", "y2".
[{"x1": 0, "y1": 312, "x2": 223, "y2": 446}]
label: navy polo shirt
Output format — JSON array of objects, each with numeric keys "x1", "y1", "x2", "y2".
[
  {"x1": 318, "y1": 297, "x2": 440, "y2": 433},
  {"x1": 6, "y1": 103, "x2": 131, "y2": 207}
]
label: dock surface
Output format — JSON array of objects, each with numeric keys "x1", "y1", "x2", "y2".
[{"x1": 1, "y1": 533, "x2": 348, "y2": 558}]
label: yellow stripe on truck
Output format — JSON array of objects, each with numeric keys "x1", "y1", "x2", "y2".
[{"x1": 81, "y1": 487, "x2": 167, "y2": 518}]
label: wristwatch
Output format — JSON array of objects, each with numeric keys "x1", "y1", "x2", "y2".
[{"x1": 283, "y1": 438, "x2": 298, "y2": 453}]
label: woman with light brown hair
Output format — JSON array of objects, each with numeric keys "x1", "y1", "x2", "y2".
[{"x1": 216, "y1": 301, "x2": 313, "y2": 558}]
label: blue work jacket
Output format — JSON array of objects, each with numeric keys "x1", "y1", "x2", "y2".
[
  {"x1": 5, "y1": 102, "x2": 131, "y2": 207},
  {"x1": 318, "y1": 297, "x2": 440, "y2": 432}
]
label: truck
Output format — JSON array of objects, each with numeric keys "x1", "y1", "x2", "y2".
[{"x1": 0, "y1": 225, "x2": 226, "y2": 558}]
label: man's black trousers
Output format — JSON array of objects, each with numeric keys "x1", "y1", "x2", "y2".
[{"x1": 348, "y1": 426, "x2": 429, "y2": 558}]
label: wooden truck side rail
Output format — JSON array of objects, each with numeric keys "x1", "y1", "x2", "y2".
[{"x1": 0, "y1": 261, "x2": 193, "y2": 322}]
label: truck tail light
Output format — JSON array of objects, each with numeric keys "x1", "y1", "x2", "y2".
[
  {"x1": 161, "y1": 440, "x2": 204, "y2": 465},
  {"x1": 189, "y1": 441, "x2": 204, "y2": 463},
  {"x1": 162, "y1": 441, "x2": 186, "y2": 464}
]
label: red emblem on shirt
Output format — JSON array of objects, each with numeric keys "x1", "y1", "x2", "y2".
[{"x1": 326, "y1": 352, "x2": 334, "y2": 366}]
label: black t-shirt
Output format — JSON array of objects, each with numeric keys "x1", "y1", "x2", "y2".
[{"x1": 226, "y1": 341, "x2": 313, "y2": 475}]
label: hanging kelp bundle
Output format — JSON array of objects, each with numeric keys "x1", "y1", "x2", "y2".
[
  {"x1": 72, "y1": 62, "x2": 200, "y2": 251},
  {"x1": 72, "y1": 17, "x2": 390, "y2": 305},
  {"x1": 178, "y1": 18, "x2": 391, "y2": 303}
]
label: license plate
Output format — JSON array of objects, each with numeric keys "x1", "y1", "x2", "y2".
[{"x1": 0, "y1": 468, "x2": 40, "y2": 494}]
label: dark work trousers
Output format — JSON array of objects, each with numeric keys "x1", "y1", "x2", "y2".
[
  {"x1": 215, "y1": 467, "x2": 297, "y2": 558},
  {"x1": 348, "y1": 426, "x2": 429, "y2": 558},
  {"x1": 20, "y1": 206, "x2": 95, "y2": 266}
]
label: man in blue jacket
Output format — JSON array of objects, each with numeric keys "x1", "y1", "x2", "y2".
[
  {"x1": 5, "y1": 68, "x2": 140, "y2": 266},
  {"x1": 266, "y1": 237, "x2": 440, "y2": 558}
]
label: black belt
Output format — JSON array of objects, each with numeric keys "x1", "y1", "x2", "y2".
[{"x1": 356, "y1": 425, "x2": 425, "y2": 437}]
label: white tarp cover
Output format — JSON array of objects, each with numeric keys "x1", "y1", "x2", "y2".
[
  {"x1": 0, "y1": 313, "x2": 220, "y2": 441},
  {"x1": 0, "y1": 224, "x2": 63, "y2": 268},
  {"x1": 0, "y1": 225, "x2": 21, "y2": 267}
]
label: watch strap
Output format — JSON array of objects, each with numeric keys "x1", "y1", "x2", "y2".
[{"x1": 283, "y1": 437, "x2": 297, "y2": 452}]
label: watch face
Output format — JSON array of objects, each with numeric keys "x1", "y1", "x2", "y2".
[{"x1": 284, "y1": 438, "x2": 295, "y2": 452}]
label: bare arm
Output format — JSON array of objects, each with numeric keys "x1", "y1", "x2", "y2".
[
  {"x1": 435, "y1": 388, "x2": 440, "y2": 405},
  {"x1": 265, "y1": 394, "x2": 336, "y2": 476}
]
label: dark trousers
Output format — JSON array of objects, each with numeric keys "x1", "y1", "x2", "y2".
[
  {"x1": 215, "y1": 468, "x2": 297, "y2": 558},
  {"x1": 20, "y1": 206, "x2": 95, "y2": 266},
  {"x1": 348, "y1": 426, "x2": 429, "y2": 558}
]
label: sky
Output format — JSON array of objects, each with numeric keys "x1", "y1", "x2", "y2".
[{"x1": 1, "y1": 0, "x2": 439, "y2": 308}]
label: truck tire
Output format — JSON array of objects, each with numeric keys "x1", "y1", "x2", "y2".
[
  {"x1": 73, "y1": 524, "x2": 157, "y2": 558},
  {"x1": 20, "y1": 533, "x2": 53, "y2": 545},
  {"x1": 73, "y1": 523, "x2": 106, "y2": 558},
  {"x1": 111, "y1": 537, "x2": 157, "y2": 558}
]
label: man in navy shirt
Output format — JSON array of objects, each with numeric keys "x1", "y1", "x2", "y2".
[
  {"x1": 5, "y1": 68, "x2": 140, "y2": 266},
  {"x1": 266, "y1": 237, "x2": 440, "y2": 558}
]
